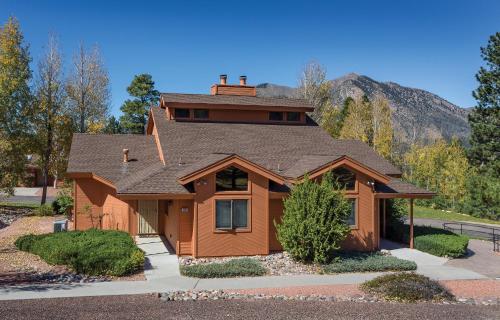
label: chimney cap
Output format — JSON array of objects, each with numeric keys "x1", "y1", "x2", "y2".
[
  {"x1": 123, "y1": 148, "x2": 129, "y2": 163},
  {"x1": 239, "y1": 75, "x2": 247, "y2": 80},
  {"x1": 219, "y1": 74, "x2": 227, "y2": 85}
]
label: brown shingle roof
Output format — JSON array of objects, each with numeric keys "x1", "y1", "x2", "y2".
[
  {"x1": 375, "y1": 178, "x2": 435, "y2": 195},
  {"x1": 67, "y1": 107, "x2": 420, "y2": 196},
  {"x1": 160, "y1": 93, "x2": 314, "y2": 110}
]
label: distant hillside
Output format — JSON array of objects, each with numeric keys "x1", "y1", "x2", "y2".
[{"x1": 257, "y1": 73, "x2": 470, "y2": 144}]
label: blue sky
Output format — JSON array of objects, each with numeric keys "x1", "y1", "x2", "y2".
[{"x1": 1, "y1": 0, "x2": 499, "y2": 116}]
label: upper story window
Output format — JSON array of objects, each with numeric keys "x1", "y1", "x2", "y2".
[
  {"x1": 194, "y1": 109, "x2": 209, "y2": 119},
  {"x1": 216, "y1": 166, "x2": 248, "y2": 192},
  {"x1": 331, "y1": 167, "x2": 356, "y2": 190},
  {"x1": 269, "y1": 112, "x2": 284, "y2": 121},
  {"x1": 175, "y1": 108, "x2": 190, "y2": 118},
  {"x1": 287, "y1": 112, "x2": 300, "y2": 122}
]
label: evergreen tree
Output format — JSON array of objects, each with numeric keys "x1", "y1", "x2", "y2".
[
  {"x1": 120, "y1": 74, "x2": 159, "y2": 134},
  {"x1": 469, "y1": 32, "x2": 500, "y2": 171},
  {"x1": 0, "y1": 17, "x2": 32, "y2": 195},
  {"x1": 104, "y1": 116, "x2": 122, "y2": 134}
]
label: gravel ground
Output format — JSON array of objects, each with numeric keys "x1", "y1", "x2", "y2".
[
  {"x1": 180, "y1": 252, "x2": 321, "y2": 275},
  {"x1": 441, "y1": 280, "x2": 500, "y2": 300},
  {"x1": 0, "y1": 294, "x2": 498, "y2": 320}
]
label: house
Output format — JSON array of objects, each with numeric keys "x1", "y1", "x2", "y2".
[{"x1": 67, "y1": 75, "x2": 433, "y2": 257}]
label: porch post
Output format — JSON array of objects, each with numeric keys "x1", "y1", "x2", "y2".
[
  {"x1": 409, "y1": 198, "x2": 414, "y2": 249},
  {"x1": 382, "y1": 199, "x2": 387, "y2": 238}
]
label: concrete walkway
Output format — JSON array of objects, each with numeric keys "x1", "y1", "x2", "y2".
[
  {"x1": 381, "y1": 239, "x2": 487, "y2": 280},
  {"x1": 136, "y1": 236, "x2": 180, "y2": 280}
]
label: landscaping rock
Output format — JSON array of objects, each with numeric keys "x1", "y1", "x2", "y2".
[
  {"x1": 179, "y1": 252, "x2": 320, "y2": 275},
  {"x1": 0, "y1": 207, "x2": 33, "y2": 230}
]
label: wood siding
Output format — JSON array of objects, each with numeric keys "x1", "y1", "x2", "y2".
[
  {"x1": 193, "y1": 167, "x2": 269, "y2": 257},
  {"x1": 74, "y1": 178, "x2": 135, "y2": 234},
  {"x1": 269, "y1": 199, "x2": 284, "y2": 251}
]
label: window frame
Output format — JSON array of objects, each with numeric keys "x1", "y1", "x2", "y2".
[
  {"x1": 331, "y1": 167, "x2": 358, "y2": 193},
  {"x1": 215, "y1": 166, "x2": 249, "y2": 193},
  {"x1": 174, "y1": 108, "x2": 190, "y2": 119},
  {"x1": 346, "y1": 196, "x2": 359, "y2": 229},
  {"x1": 213, "y1": 197, "x2": 251, "y2": 232},
  {"x1": 269, "y1": 111, "x2": 284, "y2": 121},
  {"x1": 193, "y1": 109, "x2": 209, "y2": 120},
  {"x1": 286, "y1": 111, "x2": 301, "y2": 122}
]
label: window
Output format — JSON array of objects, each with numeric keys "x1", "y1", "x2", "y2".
[
  {"x1": 287, "y1": 112, "x2": 300, "y2": 122},
  {"x1": 269, "y1": 111, "x2": 284, "y2": 121},
  {"x1": 174, "y1": 108, "x2": 190, "y2": 118},
  {"x1": 194, "y1": 109, "x2": 209, "y2": 119},
  {"x1": 215, "y1": 199, "x2": 248, "y2": 229},
  {"x1": 331, "y1": 167, "x2": 356, "y2": 190},
  {"x1": 216, "y1": 166, "x2": 248, "y2": 192},
  {"x1": 347, "y1": 199, "x2": 357, "y2": 226}
]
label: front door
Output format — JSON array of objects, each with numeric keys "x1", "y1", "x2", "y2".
[{"x1": 138, "y1": 200, "x2": 158, "y2": 234}]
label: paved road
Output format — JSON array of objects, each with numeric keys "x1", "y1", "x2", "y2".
[{"x1": 0, "y1": 294, "x2": 498, "y2": 320}]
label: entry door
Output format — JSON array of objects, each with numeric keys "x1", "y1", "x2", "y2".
[{"x1": 138, "y1": 200, "x2": 159, "y2": 234}]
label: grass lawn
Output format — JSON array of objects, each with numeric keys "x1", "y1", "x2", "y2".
[
  {"x1": 414, "y1": 206, "x2": 500, "y2": 226},
  {"x1": 0, "y1": 202, "x2": 40, "y2": 209}
]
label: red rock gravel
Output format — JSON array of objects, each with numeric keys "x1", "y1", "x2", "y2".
[{"x1": 441, "y1": 279, "x2": 500, "y2": 299}]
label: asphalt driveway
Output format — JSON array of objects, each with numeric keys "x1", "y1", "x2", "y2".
[{"x1": 0, "y1": 294, "x2": 498, "y2": 320}]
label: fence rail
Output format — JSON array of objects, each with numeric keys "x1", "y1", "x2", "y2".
[{"x1": 442, "y1": 222, "x2": 500, "y2": 252}]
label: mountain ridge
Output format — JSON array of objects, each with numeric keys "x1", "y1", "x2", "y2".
[{"x1": 256, "y1": 73, "x2": 470, "y2": 145}]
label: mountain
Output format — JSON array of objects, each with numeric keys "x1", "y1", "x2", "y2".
[{"x1": 257, "y1": 73, "x2": 471, "y2": 145}]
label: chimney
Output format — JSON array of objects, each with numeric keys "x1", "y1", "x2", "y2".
[
  {"x1": 239, "y1": 75, "x2": 247, "y2": 86},
  {"x1": 123, "y1": 149, "x2": 129, "y2": 163},
  {"x1": 219, "y1": 74, "x2": 227, "y2": 85}
]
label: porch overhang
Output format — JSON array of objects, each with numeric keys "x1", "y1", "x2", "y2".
[{"x1": 374, "y1": 193, "x2": 435, "y2": 199}]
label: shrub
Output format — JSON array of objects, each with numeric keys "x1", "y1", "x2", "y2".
[
  {"x1": 34, "y1": 204, "x2": 54, "y2": 216},
  {"x1": 276, "y1": 172, "x2": 351, "y2": 264},
  {"x1": 52, "y1": 188, "x2": 73, "y2": 216},
  {"x1": 361, "y1": 272, "x2": 454, "y2": 302},
  {"x1": 180, "y1": 258, "x2": 266, "y2": 278},
  {"x1": 323, "y1": 252, "x2": 417, "y2": 273},
  {"x1": 414, "y1": 234, "x2": 469, "y2": 258},
  {"x1": 388, "y1": 224, "x2": 469, "y2": 258},
  {"x1": 15, "y1": 229, "x2": 144, "y2": 276}
]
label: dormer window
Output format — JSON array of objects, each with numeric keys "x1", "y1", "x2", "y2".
[
  {"x1": 287, "y1": 112, "x2": 300, "y2": 122},
  {"x1": 194, "y1": 109, "x2": 209, "y2": 119},
  {"x1": 269, "y1": 112, "x2": 284, "y2": 121},
  {"x1": 216, "y1": 166, "x2": 248, "y2": 192},
  {"x1": 175, "y1": 108, "x2": 190, "y2": 118}
]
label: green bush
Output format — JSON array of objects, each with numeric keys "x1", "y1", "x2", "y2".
[
  {"x1": 180, "y1": 258, "x2": 266, "y2": 278},
  {"x1": 360, "y1": 272, "x2": 454, "y2": 302},
  {"x1": 15, "y1": 229, "x2": 144, "y2": 276},
  {"x1": 34, "y1": 204, "x2": 54, "y2": 216},
  {"x1": 52, "y1": 188, "x2": 74, "y2": 216},
  {"x1": 388, "y1": 224, "x2": 469, "y2": 258},
  {"x1": 276, "y1": 172, "x2": 351, "y2": 264},
  {"x1": 323, "y1": 252, "x2": 417, "y2": 273},
  {"x1": 414, "y1": 234, "x2": 469, "y2": 258}
]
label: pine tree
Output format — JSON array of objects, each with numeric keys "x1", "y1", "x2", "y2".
[
  {"x1": 120, "y1": 74, "x2": 159, "y2": 134},
  {"x1": 104, "y1": 116, "x2": 122, "y2": 134},
  {"x1": 0, "y1": 17, "x2": 32, "y2": 195},
  {"x1": 469, "y1": 32, "x2": 500, "y2": 171}
]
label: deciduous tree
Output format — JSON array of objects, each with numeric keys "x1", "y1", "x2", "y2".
[
  {"x1": 32, "y1": 35, "x2": 67, "y2": 204},
  {"x1": 297, "y1": 61, "x2": 332, "y2": 121},
  {"x1": 66, "y1": 44, "x2": 110, "y2": 133},
  {"x1": 0, "y1": 17, "x2": 32, "y2": 195}
]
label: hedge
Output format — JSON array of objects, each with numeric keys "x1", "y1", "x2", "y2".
[
  {"x1": 15, "y1": 229, "x2": 144, "y2": 276},
  {"x1": 180, "y1": 258, "x2": 266, "y2": 278},
  {"x1": 414, "y1": 234, "x2": 469, "y2": 258},
  {"x1": 323, "y1": 252, "x2": 417, "y2": 273},
  {"x1": 389, "y1": 225, "x2": 469, "y2": 258}
]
